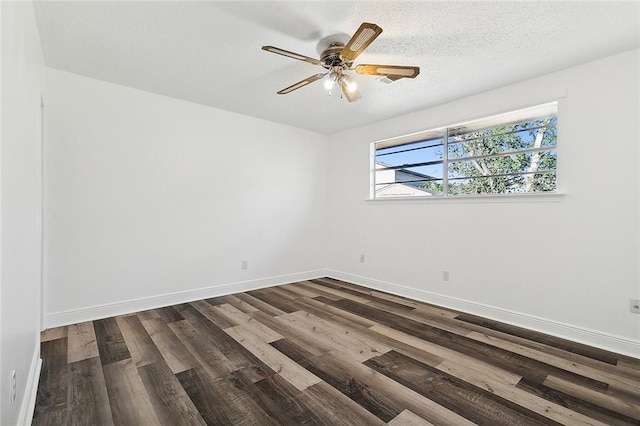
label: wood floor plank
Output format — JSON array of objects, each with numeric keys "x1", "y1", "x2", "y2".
[
  {"x1": 32, "y1": 338, "x2": 69, "y2": 425},
  {"x1": 191, "y1": 299, "x2": 238, "y2": 329},
  {"x1": 312, "y1": 278, "x2": 417, "y2": 313},
  {"x1": 455, "y1": 313, "x2": 621, "y2": 365},
  {"x1": 35, "y1": 277, "x2": 640, "y2": 426},
  {"x1": 136, "y1": 309, "x2": 162, "y2": 321},
  {"x1": 175, "y1": 368, "x2": 228, "y2": 425},
  {"x1": 219, "y1": 294, "x2": 260, "y2": 313},
  {"x1": 617, "y1": 357, "x2": 640, "y2": 373},
  {"x1": 252, "y1": 373, "x2": 327, "y2": 425},
  {"x1": 614, "y1": 363, "x2": 640, "y2": 382},
  {"x1": 607, "y1": 384, "x2": 640, "y2": 407},
  {"x1": 275, "y1": 341, "x2": 475, "y2": 426},
  {"x1": 275, "y1": 310, "x2": 391, "y2": 362},
  {"x1": 286, "y1": 295, "x2": 379, "y2": 328},
  {"x1": 41, "y1": 326, "x2": 68, "y2": 342},
  {"x1": 313, "y1": 295, "x2": 341, "y2": 304},
  {"x1": 449, "y1": 314, "x2": 631, "y2": 378},
  {"x1": 275, "y1": 303, "x2": 386, "y2": 359},
  {"x1": 102, "y1": 359, "x2": 160, "y2": 425},
  {"x1": 281, "y1": 281, "x2": 328, "y2": 298},
  {"x1": 247, "y1": 288, "x2": 299, "y2": 313},
  {"x1": 305, "y1": 280, "x2": 374, "y2": 305},
  {"x1": 154, "y1": 305, "x2": 185, "y2": 323},
  {"x1": 303, "y1": 381, "x2": 387, "y2": 426},
  {"x1": 285, "y1": 305, "x2": 444, "y2": 368},
  {"x1": 224, "y1": 324, "x2": 322, "y2": 391},
  {"x1": 294, "y1": 281, "x2": 345, "y2": 301},
  {"x1": 204, "y1": 295, "x2": 228, "y2": 306},
  {"x1": 168, "y1": 319, "x2": 238, "y2": 380},
  {"x1": 250, "y1": 311, "x2": 330, "y2": 357},
  {"x1": 312, "y1": 278, "x2": 460, "y2": 318},
  {"x1": 369, "y1": 290, "x2": 424, "y2": 309},
  {"x1": 222, "y1": 311, "x2": 284, "y2": 344},
  {"x1": 137, "y1": 361, "x2": 207, "y2": 425},
  {"x1": 217, "y1": 303, "x2": 284, "y2": 342},
  {"x1": 436, "y1": 359, "x2": 609, "y2": 425},
  {"x1": 67, "y1": 357, "x2": 114, "y2": 426},
  {"x1": 67, "y1": 321, "x2": 99, "y2": 363},
  {"x1": 176, "y1": 368, "x2": 278, "y2": 425},
  {"x1": 370, "y1": 324, "x2": 525, "y2": 387},
  {"x1": 93, "y1": 317, "x2": 131, "y2": 366},
  {"x1": 270, "y1": 286, "x2": 308, "y2": 302},
  {"x1": 141, "y1": 317, "x2": 199, "y2": 374},
  {"x1": 116, "y1": 314, "x2": 164, "y2": 368},
  {"x1": 369, "y1": 323, "x2": 608, "y2": 424},
  {"x1": 315, "y1": 280, "x2": 458, "y2": 319},
  {"x1": 388, "y1": 409, "x2": 435, "y2": 426},
  {"x1": 235, "y1": 292, "x2": 287, "y2": 316},
  {"x1": 517, "y1": 377, "x2": 640, "y2": 425},
  {"x1": 543, "y1": 375, "x2": 640, "y2": 421},
  {"x1": 270, "y1": 338, "x2": 322, "y2": 364},
  {"x1": 375, "y1": 302, "x2": 474, "y2": 336},
  {"x1": 365, "y1": 350, "x2": 559, "y2": 426},
  {"x1": 312, "y1": 277, "x2": 378, "y2": 296},
  {"x1": 336, "y1": 353, "x2": 477, "y2": 426},
  {"x1": 180, "y1": 304, "x2": 274, "y2": 378},
  {"x1": 336, "y1": 298, "x2": 609, "y2": 391},
  {"x1": 357, "y1": 357, "x2": 477, "y2": 424},
  {"x1": 468, "y1": 330, "x2": 640, "y2": 394},
  {"x1": 412, "y1": 303, "x2": 460, "y2": 319},
  {"x1": 291, "y1": 351, "x2": 403, "y2": 422}
]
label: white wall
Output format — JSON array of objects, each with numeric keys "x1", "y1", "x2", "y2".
[
  {"x1": 327, "y1": 49, "x2": 640, "y2": 356},
  {"x1": 1, "y1": 2, "x2": 44, "y2": 424},
  {"x1": 44, "y1": 68, "x2": 328, "y2": 325},
  {"x1": 39, "y1": 45, "x2": 640, "y2": 356}
]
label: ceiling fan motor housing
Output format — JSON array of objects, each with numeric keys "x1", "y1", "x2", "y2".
[{"x1": 320, "y1": 43, "x2": 352, "y2": 70}]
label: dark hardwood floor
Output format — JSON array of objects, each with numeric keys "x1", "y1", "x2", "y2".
[{"x1": 33, "y1": 278, "x2": 640, "y2": 425}]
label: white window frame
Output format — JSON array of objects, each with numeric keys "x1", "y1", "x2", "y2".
[{"x1": 370, "y1": 102, "x2": 559, "y2": 200}]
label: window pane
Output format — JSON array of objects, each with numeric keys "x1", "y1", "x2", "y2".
[
  {"x1": 448, "y1": 116, "x2": 557, "y2": 160},
  {"x1": 375, "y1": 164, "x2": 443, "y2": 186},
  {"x1": 529, "y1": 172, "x2": 557, "y2": 192},
  {"x1": 376, "y1": 138, "x2": 444, "y2": 168},
  {"x1": 448, "y1": 171, "x2": 556, "y2": 195},
  {"x1": 448, "y1": 150, "x2": 557, "y2": 179},
  {"x1": 375, "y1": 181, "x2": 443, "y2": 197}
]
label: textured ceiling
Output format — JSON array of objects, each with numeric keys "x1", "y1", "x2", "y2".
[{"x1": 33, "y1": 1, "x2": 639, "y2": 134}]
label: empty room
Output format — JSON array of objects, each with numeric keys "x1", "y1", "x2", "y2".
[{"x1": 2, "y1": 1, "x2": 639, "y2": 425}]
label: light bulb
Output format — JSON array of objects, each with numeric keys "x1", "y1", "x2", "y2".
[
  {"x1": 323, "y1": 78, "x2": 334, "y2": 91},
  {"x1": 345, "y1": 79, "x2": 357, "y2": 93}
]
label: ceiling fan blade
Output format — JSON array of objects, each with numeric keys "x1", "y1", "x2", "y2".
[
  {"x1": 355, "y1": 64, "x2": 420, "y2": 79},
  {"x1": 339, "y1": 78, "x2": 361, "y2": 102},
  {"x1": 262, "y1": 45, "x2": 321, "y2": 66},
  {"x1": 341, "y1": 22, "x2": 383, "y2": 62},
  {"x1": 277, "y1": 73, "x2": 326, "y2": 95}
]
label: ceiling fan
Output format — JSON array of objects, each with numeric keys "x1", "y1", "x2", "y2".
[{"x1": 262, "y1": 22, "x2": 420, "y2": 102}]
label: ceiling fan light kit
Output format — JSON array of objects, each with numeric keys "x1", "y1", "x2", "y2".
[{"x1": 262, "y1": 22, "x2": 420, "y2": 102}]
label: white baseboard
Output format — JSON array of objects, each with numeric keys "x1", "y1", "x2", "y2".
[
  {"x1": 45, "y1": 270, "x2": 327, "y2": 328},
  {"x1": 326, "y1": 270, "x2": 640, "y2": 359},
  {"x1": 18, "y1": 346, "x2": 42, "y2": 426}
]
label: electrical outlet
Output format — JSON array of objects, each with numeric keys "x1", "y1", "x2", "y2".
[
  {"x1": 360, "y1": 254, "x2": 365, "y2": 263},
  {"x1": 630, "y1": 298, "x2": 640, "y2": 314},
  {"x1": 9, "y1": 370, "x2": 16, "y2": 405},
  {"x1": 241, "y1": 260, "x2": 248, "y2": 270},
  {"x1": 442, "y1": 270, "x2": 450, "y2": 281}
]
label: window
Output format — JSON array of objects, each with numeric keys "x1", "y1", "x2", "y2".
[{"x1": 372, "y1": 103, "x2": 558, "y2": 198}]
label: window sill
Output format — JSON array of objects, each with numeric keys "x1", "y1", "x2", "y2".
[{"x1": 365, "y1": 192, "x2": 565, "y2": 204}]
